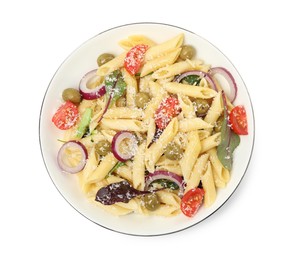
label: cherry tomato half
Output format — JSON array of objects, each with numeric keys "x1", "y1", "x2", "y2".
[
  {"x1": 124, "y1": 44, "x2": 148, "y2": 75},
  {"x1": 229, "y1": 105, "x2": 248, "y2": 135},
  {"x1": 52, "y1": 101, "x2": 79, "y2": 130},
  {"x1": 155, "y1": 96, "x2": 181, "y2": 130},
  {"x1": 181, "y1": 188, "x2": 205, "y2": 217}
]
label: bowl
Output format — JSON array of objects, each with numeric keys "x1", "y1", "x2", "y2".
[{"x1": 39, "y1": 22, "x2": 254, "y2": 236}]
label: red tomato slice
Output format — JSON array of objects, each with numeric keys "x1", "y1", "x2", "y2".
[
  {"x1": 181, "y1": 188, "x2": 205, "y2": 217},
  {"x1": 155, "y1": 96, "x2": 181, "y2": 130},
  {"x1": 124, "y1": 44, "x2": 148, "y2": 75},
  {"x1": 52, "y1": 101, "x2": 79, "y2": 130},
  {"x1": 229, "y1": 105, "x2": 248, "y2": 135}
]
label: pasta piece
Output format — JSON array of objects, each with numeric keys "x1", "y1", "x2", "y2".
[
  {"x1": 179, "y1": 131, "x2": 201, "y2": 182},
  {"x1": 115, "y1": 164, "x2": 133, "y2": 183},
  {"x1": 100, "y1": 129, "x2": 117, "y2": 142},
  {"x1": 197, "y1": 130, "x2": 211, "y2": 141},
  {"x1": 200, "y1": 132, "x2": 221, "y2": 153},
  {"x1": 139, "y1": 74, "x2": 153, "y2": 93},
  {"x1": 146, "y1": 117, "x2": 156, "y2": 147},
  {"x1": 103, "y1": 107, "x2": 144, "y2": 119},
  {"x1": 156, "y1": 76, "x2": 175, "y2": 86},
  {"x1": 186, "y1": 59, "x2": 211, "y2": 72},
  {"x1": 164, "y1": 82, "x2": 217, "y2": 99},
  {"x1": 157, "y1": 190, "x2": 181, "y2": 208},
  {"x1": 186, "y1": 153, "x2": 209, "y2": 192},
  {"x1": 208, "y1": 148, "x2": 230, "y2": 188},
  {"x1": 121, "y1": 68, "x2": 137, "y2": 108},
  {"x1": 143, "y1": 85, "x2": 166, "y2": 123},
  {"x1": 145, "y1": 117, "x2": 179, "y2": 172},
  {"x1": 144, "y1": 34, "x2": 183, "y2": 61},
  {"x1": 204, "y1": 91, "x2": 223, "y2": 127},
  {"x1": 140, "y1": 48, "x2": 181, "y2": 77},
  {"x1": 201, "y1": 162, "x2": 216, "y2": 207},
  {"x1": 149, "y1": 205, "x2": 181, "y2": 217},
  {"x1": 118, "y1": 35, "x2": 156, "y2": 50},
  {"x1": 100, "y1": 119, "x2": 147, "y2": 132},
  {"x1": 152, "y1": 60, "x2": 195, "y2": 79},
  {"x1": 178, "y1": 94, "x2": 196, "y2": 119},
  {"x1": 96, "y1": 52, "x2": 127, "y2": 76},
  {"x1": 95, "y1": 203, "x2": 134, "y2": 216},
  {"x1": 86, "y1": 152, "x2": 118, "y2": 183},
  {"x1": 179, "y1": 118, "x2": 213, "y2": 132},
  {"x1": 132, "y1": 142, "x2": 146, "y2": 190},
  {"x1": 148, "y1": 80, "x2": 162, "y2": 97}
]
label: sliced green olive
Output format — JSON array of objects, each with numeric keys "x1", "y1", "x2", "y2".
[
  {"x1": 97, "y1": 53, "x2": 115, "y2": 67},
  {"x1": 141, "y1": 193, "x2": 160, "y2": 211},
  {"x1": 62, "y1": 88, "x2": 82, "y2": 104},
  {"x1": 135, "y1": 92, "x2": 150, "y2": 108},
  {"x1": 193, "y1": 98, "x2": 211, "y2": 116},
  {"x1": 164, "y1": 143, "x2": 183, "y2": 160},
  {"x1": 95, "y1": 140, "x2": 111, "y2": 156},
  {"x1": 214, "y1": 115, "x2": 224, "y2": 132},
  {"x1": 179, "y1": 45, "x2": 195, "y2": 60}
]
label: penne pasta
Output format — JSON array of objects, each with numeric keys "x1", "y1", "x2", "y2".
[
  {"x1": 145, "y1": 117, "x2": 179, "y2": 172},
  {"x1": 140, "y1": 48, "x2": 181, "y2": 77},
  {"x1": 201, "y1": 162, "x2": 216, "y2": 207},
  {"x1": 164, "y1": 82, "x2": 217, "y2": 99}
]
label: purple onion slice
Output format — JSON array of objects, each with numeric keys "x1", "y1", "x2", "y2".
[
  {"x1": 174, "y1": 70, "x2": 218, "y2": 91},
  {"x1": 111, "y1": 131, "x2": 138, "y2": 162},
  {"x1": 145, "y1": 170, "x2": 185, "y2": 195},
  {"x1": 57, "y1": 141, "x2": 88, "y2": 173},
  {"x1": 79, "y1": 69, "x2": 106, "y2": 100},
  {"x1": 209, "y1": 67, "x2": 237, "y2": 103}
]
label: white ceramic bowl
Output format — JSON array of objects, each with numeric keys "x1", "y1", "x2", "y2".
[{"x1": 39, "y1": 22, "x2": 254, "y2": 236}]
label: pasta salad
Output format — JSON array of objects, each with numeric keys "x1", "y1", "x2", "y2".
[{"x1": 51, "y1": 34, "x2": 248, "y2": 217}]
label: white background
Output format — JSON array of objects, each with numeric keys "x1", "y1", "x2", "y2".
[{"x1": 1, "y1": 0, "x2": 289, "y2": 259}]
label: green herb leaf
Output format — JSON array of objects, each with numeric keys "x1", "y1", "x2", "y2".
[
  {"x1": 75, "y1": 108, "x2": 92, "y2": 138},
  {"x1": 105, "y1": 70, "x2": 126, "y2": 105},
  {"x1": 106, "y1": 161, "x2": 125, "y2": 177},
  {"x1": 217, "y1": 92, "x2": 240, "y2": 170},
  {"x1": 181, "y1": 75, "x2": 201, "y2": 85}
]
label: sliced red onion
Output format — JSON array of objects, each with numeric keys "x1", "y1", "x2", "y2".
[
  {"x1": 57, "y1": 141, "x2": 88, "y2": 173},
  {"x1": 209, "y1": 67, "x2": 237, "y2": 103},
  {"x1": 174, "y1": 70, "x2": 218, "y2": 91},
  {"x1": 145, "y1": 170, "x2": 185, "y2": 195},
  {"x1": 79, "y1": 69, "x2": 106, "y2": 100},
  {"x1": 111, "y1": 131, "x2": 138, "y2": 162}
]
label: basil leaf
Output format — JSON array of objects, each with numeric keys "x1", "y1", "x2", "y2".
[
  {"x1": 181, "y1": 75, "x2": 201, "y2": 85},
  {"x1": 217, "y1": 92, "x2": 240, "y2": 170},
  {"x1": 105, "y1": 70, "x2": 126, "y2": 105}
]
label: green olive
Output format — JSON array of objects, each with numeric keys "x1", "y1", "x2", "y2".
[
  {"x1": 97, "y1": 53, "x2": 115, "y2": 67},
  {"x1": 135, "y1": 92, "x2": 150, "y2": 108},
  {"x1": 179, "y1": 45, "x2": 195, "y2": 60},
  {"x1": 193, "y1": 98, "x2": 211, "y2": 116},
  {"x1": 164, "y1": 143, "x2": 183, "y2": 160},
  {"x1": 62, "y1": 88, "x2": 82, "y2": 104},
  {"x1": 95, "y1": 140, "x2": 111, "y2": 156},
  {"x1": 214, "y1": 116, "x2": 223, "y2": 132},
  {"x1": 115, "y1": 97, "x2": 126, "y2": 107},
  {"x1": 141, "y1": 193, "x2": 160, "y2": 211}
]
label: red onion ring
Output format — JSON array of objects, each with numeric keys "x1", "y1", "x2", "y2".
[
  {"x1": 174, "y1": 70, "x2": 218, "y2": 91},
  {"x1": 111, "y1": 131, "x2": 138, "y2": 162},
  {"x1": 79, "y1": 69, "x2": 106, "y2": 100},
  {"x1": 57, "y1": 141, "x2": 88, "y2": 173},
  {"x1": 145, "y1": 170, "x2": 185, "y2": 195},
  {"x1": 209, "y1": 67, "x2": 237, "y2": 103}
]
